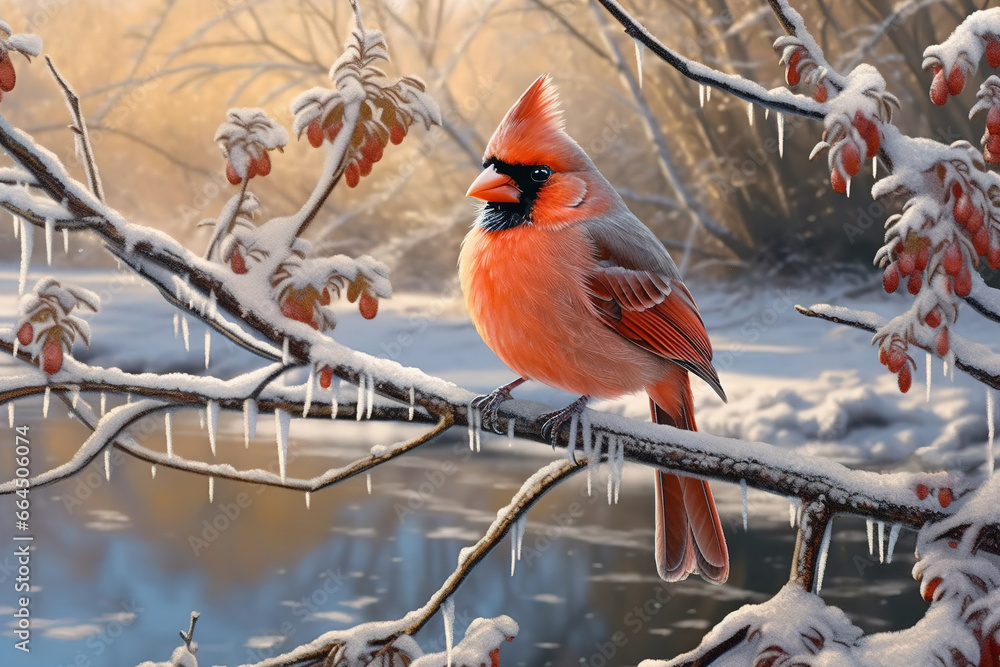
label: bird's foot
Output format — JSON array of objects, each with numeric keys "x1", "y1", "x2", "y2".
[
  {"x1": 471, "y1": 377, "x2": 526, "y2": 432},
  {"x1": 540, "y1": 395, "x2": 590, "y2": 447}
]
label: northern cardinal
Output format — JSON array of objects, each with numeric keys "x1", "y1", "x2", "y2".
[{"x1": 459, "y1": 75, "x2": 729, "y2": 583}]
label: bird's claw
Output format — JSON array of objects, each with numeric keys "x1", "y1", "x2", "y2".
[
  {"x1": 540, "y1": 395, "x2": 590, "y2": 448},
  {"x1": 471, "y1": 387, "x2": 514, "y2": 433}
]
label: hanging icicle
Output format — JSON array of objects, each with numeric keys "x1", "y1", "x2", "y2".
[
  {"x1": 165, "y1": 412, "x2": 173, "y2": 458},
  {"x1": 71, "y1": 386, "x2": 79, "y2": 409},
  {"x1": 886, "y1": 523, "x2": 901, "y2": 564},
  {"x1": 330, "y1": 389, "x2": 339, "y2": 420},
  {"x1": 181, "y1": 316, "x2": 190, "y2": 351},
  {"x1": 567, "y1": 413, "x2": 579, "y2": 464},
  {"x1": 62, "y1": 228, "x2": 69, "y2": 254},
  {"x1": 44, "y1": 218, "x2": 53, "y2": 265},
  {"x1": 276, "y1": 409, "x2": 290, "y2": 482},
  {"x1": 204, "y1": 328, "x2": 211, "y2": 369},
  {"x1": 305, "y1": 491, "x2": 311, "y2": 509},
  {"x1": 282, "y1": 337, "x2": 290, "y2": 365},
  {"x1": 104, "y1": 449, "x2": 111, "y2": 481},
  {"x1": 151, "y1": 464, "x2": 157, "y2": 479},
  {"x1": 698, "y1": 84, "x2": 706, "y2": 108},
  {"x1": 100, "y1": 392, "x2": 107, "y2": 416},
  {"x1": 408, "y1": 386, "x2": 415, "y2": 421},
  {"x1": 366, "y1": 374, "x2": 374, "y2": 420},
  {"x1": 42, "y1": 387, "x2": 50, "y2": 419},
  {"x1": 366, "y1": 472, "x2": 372, "y2": 495},
  {"x1": 243, "y1": 398, "x2": 257, "y2": 448},
  {"x1": 510, "y1": 515, "x2": 526, "y2": 576},
  {"x1": 173, "y1": 313, "x2": 179, "y2": 339},
  {"x1": 209, "y1": 476, "x2": 215, "y2": 503},
  {"x1": 740, "y1": 479, "x2": 748, "y2": 531},
  {"x1": 507, "y1": 418, "x2": 515, "y2": 447},
  {"x1": 356, "y1": 375, "x2": 366, "y2": 422},
  {"x1": 443, "y1": 596, "x2": 455, "y2": 667},
  {"x1": 303, "y1": 367, "x2": 314, "y2": 418},
  {"x1": 866, "y1": 519, "x2": 874, "y2": 556},
  {"x1": 815, "y1": 520, "x2": 833, "y2": 593},
  {"x1": 207, "y1": 400, "x2": 219, "y2": 456},
  {"x1": 747, "y1": 101, "x2": 754, "y2": 126},
  {"x1": 789, "y1": 500, "x2": 797, "y2": 528},
  {"x1": 777, "y1": 113, "x2": 785, "y2": 158},
  {"x1": 877, "y1": 521, "x2": 885, "y2": 564},
  {"x1": 633, "y1": 38, "x2": 645, "y2": 88}
]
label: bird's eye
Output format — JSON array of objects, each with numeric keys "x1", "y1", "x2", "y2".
[{"x1": 530, "y1": 166, "x2": 551, "y2": 183}]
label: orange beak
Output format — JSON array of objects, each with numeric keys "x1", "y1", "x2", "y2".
[{"x1": 466, "y1": 164, "x2": 521, "y2": 203}]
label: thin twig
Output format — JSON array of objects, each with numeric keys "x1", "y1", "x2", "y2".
[{"x1": 45, "y1": 57, "x2": 105, "y2": 202}]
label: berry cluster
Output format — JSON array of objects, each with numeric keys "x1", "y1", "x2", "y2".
[
  {"x1": 15, "y1": 279, "x2": 99, "y2": 375},
  {"x1": 877, "y1": 335, "x2": 914, "y2": 393},
  {"x1": 828, "y1": 111, "x2": 882, "y2": 194},
  {"x1": 225, "y1": 148, "x2": 272, "y2": 185},
  {"x1": 779, "y1": 43, "x2": 829, "y2": 102},
  {"x1": 0, "y1": 50, "x2": 15, "y2": 101}
]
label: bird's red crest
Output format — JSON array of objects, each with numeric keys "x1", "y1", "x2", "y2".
[{"x1": 485, "y1": 75, "x2": 579, "y2": 170}]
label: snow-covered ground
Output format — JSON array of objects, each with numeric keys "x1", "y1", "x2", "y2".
[{"x1": 5, "y1": 265, "x2": 992, "y2": 477}]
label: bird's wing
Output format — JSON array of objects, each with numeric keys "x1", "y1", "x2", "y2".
[{"x1": 585, "y1": 216, "x2": 725, "y2": 401}]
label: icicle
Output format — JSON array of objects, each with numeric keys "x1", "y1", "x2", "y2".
[
  {"x1": 443, "y1": 597, "x2": 455, "y2": 667},
  {"x1": 846, "y1": 176, "x2": 851, "y2": 198},
  {"x1": 151, "y1": 464, "x2": 156, "y2": 479},
  {"x1": 100, "y1": 392, "x2": 107, "y2": 416},
  {"x1": 567, "y1": 413, "x2": 579, "y2": 463},
  {"x1": 207, "y1": 290, "x2": 217, "y2": 319},
  {"x1": 815, "y1": 520, "x2": 833, "y2": 593},
  {"x1": 366, "y1": 374, "x2": 374, "y2": 420},
  {"x1": 199, "y1": 407, "x2": 205, "y2": 429},
  {"x1": 989, "y1": 389, "x2": 996, "y2": 477},
  {"x1": 330, "y1": 390, "x2": 339, "y2": 420},
  {"x1": 614, "y1": 437, "x2": 624, "y2": 504},
  {"x1": 408, "y1": 387, "x2": 415, "y2": 421},
  {"x1": 510, "y1": 515, "x2": 526, "y2": 576},
  {"x1": 104, "y1": 449, "x2": 111, "y2": 481},
  {"x1": 303, "y1": 367, "x2": 314, "y2": 418},
  {"x1": 305, "y1": 491, "x2": 311, "y2": 509},
  {"x1": 7, "y1": 403, "x2": 12, "y2": 428},
  {"x1": 866, "y1": 519, "x2": 874, "y2": 556},
  {"x1": 877, "y1": 521, "x2": 885, "y2": 563},
  {"x1": 165, "y1": 413, "x2": 173, "y2": 457},
  {"x1": 706, "y1": 85, "x2": 712, "y2": 101},
  {"x1": 204, "y1": 329, "x2": 211, "y2": 368},
  {"x1": 607, "y1": 437, "x2": 623, "y2": 505},
  {"x1": 747, "y1": 101, "x2": 754, "y2": 126},
  {"x1": 173, "y1": 313, "x2": 179, "y2": 339},
  {"x1": 207, "y1": 401, "x2": 219, "y2": 456},
  {"x1": 209, "y1": 476, "x2": 215, "y2": 503},
  {"x1": 42, "y1": 387, "x2": 50, "y2": 418},
  {"x1": 282, "y1": 337, "x2": 290, "y2": 364},
  {"x1": 587, "y1": 433, "x2": 601, "y2": 497},
  {"x1": 943, "y1": 358, "x2": 948, "y2": 377},
  {"x1": 18, "y1": 218, "x2": 32, "y2": 297},
  {"x1": 740, "y1": 479, "x2": 748, "y2": 531},
  {"x1": 181, "y1": 316, "x2": 190, "y2": 351},
  {"x1": 926, "y1": 352, "x2": 932, "y2": 402},
  {"x1": 467, "y1": 401, "x2": 478, "y2": 452},
  {"x1": 62, "y1": 228, "x2": 69, "y2": 254},
  {"x1": 765, "y1": 107, "x2": 770, "y2": 120},
  {"x1": 698, "y1": 84, "x2": 706, "y2": 108},
  {"x1": 872, "y1": 156, "x2": 878, "y2": 179},
  {"x1": 633, "y1": 38, "x2": 644, "y2": 88},
  {"x1": 886, "y1": 523, "x2": 901, "y2": 564},
  {"x1": 366, "y1": 472, "x2": 372, "y2": 495},
  {"x1": 12, "y1": 337, "x2": 18, "y2": 357},
  {"x1": 507, "y1": 418, "x2": 515, "y2": 447},
  {"x1": 44, "y1": 218, "x2": 53, "y2": 265},
  {"x1": 789, "y1": 500, "x2": 797, "y2": 527},
  {"x1": 276, "y1": 409, "x2": 290, "y2": 482},
  {"x1": 71, "y1": 387, "x2": 79, "y2": 409},
  {"x1": 356, "y1": 375, "x2": 366, "y2": 422},
  {"x1": 777, "y1": 113, "x2": 785, "y2": 158},
  {"x1": 243, "y1": 399, "x2": 257, "y2": 448}
]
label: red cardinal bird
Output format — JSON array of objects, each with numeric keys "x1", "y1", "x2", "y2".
[{"x1": 459, "y1": 75, "x2": 729, "y2": 583}]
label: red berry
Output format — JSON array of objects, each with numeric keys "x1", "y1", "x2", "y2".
[
  {"x1": 943, "y1": 243, "x2": 963, "y2": 275},
  {"x1": 830, "y1": 167, "x2": 847, "y2": 194},
  {"x1": 786, "y1": 50, "x2": 802, "y2": 86},
  {"x1": 974, "y1": 226, "x2": 989, "y2": 256},
  {"x1": 358, "y1": 156, "x2": 373, "y2": 177},
  {"x1": 947, "y1": 65, "x2": 966, "y2": 96},
  {"x1": 345, "y1": 161, "x2": 360, "y2": 188},
  {"x1": 988, "y1": 105, "x2": 1000, "y2": 135},
  {"x1": 938, "y1": 487, "x2": 952, "y2": 508},
  {"x1": 490, "y1": 648, "x2": 500, "y2": 667},
  {"x1": 16, "y1": 322, "x2": 32, "y2": 346},
  {"x1": 389, "y1": 124, "x2": 406, "y2": 145},
  {"x1": 319, "y1": 365, "x2": 333, "y2": 389},
  {"x1": 254, "y1": 151, "x2": 271, "y2": 177},
  {"x1": 989, "y1": 37, "x2": 1000, "y2": 68},
  {"x1": 955, "y1": 264, "x2": 972, "y2": 297},
  {"x1": 967, "y1": 207, "x2": 984, "y2": 236},
  {"x1": 359, "y1": 293, "x2": 378, "y2": 320},
  {"x1": 930, "y1": 69, "x2": 949, "y2": 106},
  {"x1": 907, "y1": 270, "x2": 922, "y2": 295},
  {"x1": 916, "y1": 243, "x2": 929, "y2": 271},
  {"x1": 954, "y1": 194, "x2": 974, "y2": 227},
  {"x1": 226, "y1": 161, "x2": 241, "y2": 185},
  {"x1": 898, "y1": 365, "x2": 912, "y2": 393},
  {"x1": 0, "y1": 53, "x2": 15, "y2": 93},
  {"x1": 887, "y1": 349, "x2": 906, "y2": 374},
  {"x1": 814, "y1": 82, "x2": 828, "y2": 102},
  {"x1": 883, "y1": 263, "x2": 900, "y2": 293},
  {"x1": 898, "y1": 251, "x2": 915, "y2": 276},
  {"x1": 922, "y1": 576, "x2": 942, "y2": 602},
  {"x1": 879, "y1": 346, "x2": 888, "y2": 366},
  {"x1": 987, "y1": 133, "x2": 1000, "y2": 155},
  {"x1": 319, "y1": 286, "x2": 331, "y2": 306},
  {"x1": 988, "y1": 241, "x2": 1000, "y2": 270},
  {"x1": 936, "y1": 328, "x2": 950, "y2": 356},
  {"x1": 952, "y1": 182, "x2": 963, "y2": 199},
  {"x1": 42, "y1": 338, "x2": 63, "y2": 374},
  {"x1": 925, "y1": 307, "x2": 941, "y2": 328},
  {"x1": 854, "y1": 112, "x2": 881, "y2": 159},
  {"x1": 360, "y1": 136, "x2": 382, "y2": 164},
  {"x1": 915, "y1": 483, "x2": 929, "y2": 500},
  {"x1": 230, "y1": 248, "x2": 247, "y2": 274},
  {"x1": 307, "y1": 121, "x2": 324, "y2": 148},
  {"x1": 280, "y1": 289, "x2": 317, "y2": 327},
  {"x1": 841, "y1": 141, "x2": 862, "y2": 177}
]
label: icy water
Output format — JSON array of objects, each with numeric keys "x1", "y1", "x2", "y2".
[{"x1": 0, "y1": 404, "x2": 927, "y2": 667}]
